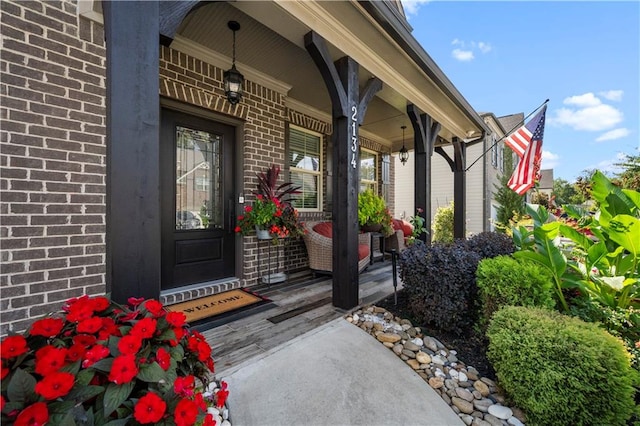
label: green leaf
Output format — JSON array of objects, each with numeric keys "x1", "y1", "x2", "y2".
[
  {"x1": 66, "y1": 385, "x2": 105, "y2": 404},
  {"x1": 621, "y1": 188, "x2": 640, "y2": 211},
  {"x1": 103, "y1": 419, "x2": 130, "y2": 426},
  {"x1": 156, "y1": 327, "x2": 176, "y2": 342},
  {"x1": 587, "y1": 242, "x2": 610, "y2": 269},
  {"x1": 48, "y1": 401, "x2": 77, "y2": 426},
  {"x1": 533, "y1": 227, "x2": 567, "y2": 277},
  {"x1": 559, "y1": 224, "x2": 593, "y2": 251},
  {"x1": 606, "y1": 214, "x2": 640, "y2": 256},
  {"x1": 103, "y1": 382, "x2": 135, "y2": 418},
  {"x1": 7, "y1": 368, "x2": 36, "y2": 403},
  {"x1": 137, "y1": 362, "x2": 167, "y2": 383},
  {"x1": 91, "y1": 358, "x2": 114, "y2": 373},
  {"x1": 60, "y1": 360, "x2": 81, "y2": 376},
  {"x1": 76, "y1": 368, "x2": 96, "y2": 387}
]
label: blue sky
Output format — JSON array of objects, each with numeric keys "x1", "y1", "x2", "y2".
[{"x1": 403, "y1": 1, "x2": 639, "y2": 182}]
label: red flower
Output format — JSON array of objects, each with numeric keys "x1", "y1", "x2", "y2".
[
  {"x1": 14, "y1": 402, "x2": 48, "y2": 426},
  {"x1": 108, "y1": 354, "x2": 138, "y2": 384},
  {"x1": 216, "y1": 381, "x2": 229, "y2": 408},
  {"x1": 203, "y1": 414, "x2": 216, "y2": 426},
  {"x1": 118, "y1": 334, "x2": 143, "y2": 355},
  {"x1": 82, "y1": 344, "x2": 110, "y2": 368},
  {"x1": 166, "y1": 311, "x2": 186, "y2": 327},
  {"x1": 34, "y1": 371, "x2": 75, "y2": 400},
  {"x1": 234, "y1": 226, "x2": 241, "y2": 233},
  {"x1": 156, "y1": 347, "x2": 171, "y2": 371},
  {"x1": 29, "y1": 318, "x2": 64, "y2": 337},
  {"x1": 0, "y1": 395, "x2": 4, "y2": 412},
  {"x1": 174, "y1": 375, "x2": 195, "y2": 397},
  {"x1": 244, "y1": 205, "x2": 252, "y2": 213},
  {"x1": 77, "y1": 317, "x2": 103, "y2": 334},
  {"x1": 133, "y1": 392, "x2": 167, "y2": 424},
  {"x1": 90, "y1": 296, "x2": 110, "y2": 312},
  {"x1": 169, "y1": 326, "x2": 185, "y2": 346},
  {"x1": 119, "y1": 310, "x2": 139, "y2": 322},
  {"x1": 98, "y1": 317, "x2": 120, "y2": 340},
  {"x1": 131, "y1": 318, "x2": 157, "y2": 339},
  {"x1": 128, "y1": 297, "x2": 145, "y2": 307},
  {"x1": 35, "y1": 345, "x2": 68, "y2": 376},
  {"x1": 1, "y1": 335, "x2": 28, "y2": 359},
  {"x1": 73, "y1": 334, "x2": 97, "y2": 347},
  {"x1": 144, "y1": 300, "x2": 165, "y2": 317},
  {"x1": 196, "y1": 340, "x2": 212, "y2": 362},
  {"x1": 205, "y1": 357, "x2": 215, "y2": 373},
  {"x1": 66, "y1": 343, "x2": 86, "y2": 362},
  {"x1": 194, "y1": 392, "x2": 207, "y2": 411},
  {"x1": 66, "y1": 296, "x2": 95, "y2": 322},
  {"x1": 174, "y1": 399, "x2": 198, "y2": 426}
]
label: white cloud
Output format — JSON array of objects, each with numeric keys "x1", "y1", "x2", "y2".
[
  {"x1": 452, "y1": 49, "x2": 474, "y2": 62},
  {"x1": 452, "y1": 38, "x2": 462, "y2": 46},
  {"x1": 563, "y1": 93, "x2": 602, "y2": 107},
  {"x1": 402, "y1": 0, "x2": 430, "y2": 17},
  {"x1": 595, "y1": 128, "x2": 630, "y2": 142},
  {"x1": 599, "y1": 90, "x2": 623, "y2": 101},
  {"x1": 477, "y1": 42, "x2": 492, "y2": 53},
  {"x1": 549, "y1": 93, "x2": 623, "y2": 131},
  {"x1": 541, "y1": 151, "x2": 560, "y2": 169},
  {"x1": 588, "y1": 152, "x2": 626, "y2": 175}
]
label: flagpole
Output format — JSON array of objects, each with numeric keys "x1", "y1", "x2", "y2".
[{"x1": 465, "y1": 99, "x2": 549, "y2": 172}]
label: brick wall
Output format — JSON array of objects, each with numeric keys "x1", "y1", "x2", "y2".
[{"x1": 0, "y1": 0, "x2": 107, "y2": 335}]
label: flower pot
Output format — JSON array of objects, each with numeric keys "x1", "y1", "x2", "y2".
[
  {"x1": 361, "y1": 223, "x2": 382, "y2": 233},
  {"x1": 255, "y1": 227, "x2": 271, "y2": 240}
]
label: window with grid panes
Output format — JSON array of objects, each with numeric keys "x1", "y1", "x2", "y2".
[
  {"x1": 360, "y1": 148, "x2": 378, "y2": 193},
  {"x1": 288, "y1": 126, "x2": 322, "y2": 211}
]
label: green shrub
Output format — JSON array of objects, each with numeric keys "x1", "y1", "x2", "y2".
[
  {"x1": 476, "y1": 256, "x2": 555, "y2": 327},
  {"x1": 399, "y1": 241, "x2": 480, "y2": 333},
  {"x1": 487, "y1": 306, "x2": 636, "y2": 426},
  {"x1": 432, "y1": 202, "x2": 454, "y2": 244},
  {"x1": 461, "y1": 231, "x2": 516, "y2": 260}
]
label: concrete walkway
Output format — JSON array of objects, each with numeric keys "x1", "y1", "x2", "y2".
[{"x1": 221, "y1": 318, "x2": 463, "y2": 426}]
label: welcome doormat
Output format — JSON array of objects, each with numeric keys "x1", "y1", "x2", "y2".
[{"x1": 167, "y1": 288, "x2": 271, "y2": 324}]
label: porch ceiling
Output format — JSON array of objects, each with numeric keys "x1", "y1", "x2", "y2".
[{"x1": 175, "y1": 1, "x2": 485, "y2": 152}]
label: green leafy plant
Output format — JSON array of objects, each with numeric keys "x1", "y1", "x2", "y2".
[
  {"x1": 487, "y1": 306, "x2": 636, "y2": 426},
  {"x1": 476, "y1": 255, "x2": 555, "y2": 327},
  {"x1": 432, "y1": 202, "x2": 454, "y2": 244},
  {"x1": 0, "y1": 295, "x2": 228, "y2": 425},
  {"x1": 255, "y1": 164, "x2": 301, "y2": 204},
  {"x1": 407, "y1": 208, "x2": 427, "y2": 244},
  {"x1": 357, "y1": 189, "x2": 393, "y2": 236}
]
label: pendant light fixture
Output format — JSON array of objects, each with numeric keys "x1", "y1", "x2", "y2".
[
  {"x1": 399, "y1": 125, "x2": 409, "y2": 165},
  {"x1": 223, "y1": 21, "x2": 244, "y2": 105}
]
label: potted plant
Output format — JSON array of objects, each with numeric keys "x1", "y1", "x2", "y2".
[
  {"x1": 234, "y1": 165, "x2": 305, "y2": 244},
  {"x1": 358, "y1": 189, "x2": 393, "y2": 236}
]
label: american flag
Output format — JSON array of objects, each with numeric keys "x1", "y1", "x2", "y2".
[
  {"x1": 508, "y1": 105, "x2": 547, "y2": 195},
  {"x1": 504, "y1": 106, "x2": 547, "y2": 158}
]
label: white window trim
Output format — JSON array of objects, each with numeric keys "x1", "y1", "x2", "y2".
[
  {"x1": 288, "y1": 124, "x2": 323, "y2": 212},
  {"x1": 360, "y1": 147, "x2": 378, "y2": 193}
]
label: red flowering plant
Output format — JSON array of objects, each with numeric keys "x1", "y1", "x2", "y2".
[{"x1": 0, "y1": 295, "x2": 230, "y2": 425}]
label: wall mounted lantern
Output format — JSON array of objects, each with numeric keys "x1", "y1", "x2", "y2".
[
  {"x1": 224, "y1": 21, "x2": 244, "y2": 105},
  {"x1": 399, "y1": 125, "x2": 409, "y2": 165}
]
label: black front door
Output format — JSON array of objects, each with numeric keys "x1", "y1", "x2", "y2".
[{"x1": 160, "y1": 108, "x2": 235, "y2": 290}]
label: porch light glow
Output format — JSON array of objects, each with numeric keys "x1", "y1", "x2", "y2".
[
  {"x1": 399, "y1": 125, "x2": 409, "y2": 165},
  {"x1": 224, "y1": 21, "x2": 244, "y2": 105}
]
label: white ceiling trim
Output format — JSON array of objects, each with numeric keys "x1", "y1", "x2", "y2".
[{"x1": 273, "y1": 1, "x2": 474, "y2": 139}]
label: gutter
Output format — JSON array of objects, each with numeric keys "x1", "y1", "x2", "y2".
[{"x1": 359, "y1": 1, "x2": 489, "y2": 137}]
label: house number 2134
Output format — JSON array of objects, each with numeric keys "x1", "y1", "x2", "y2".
[{"x1": 350, "y1": 105, "x2": 358, "y2": 169}]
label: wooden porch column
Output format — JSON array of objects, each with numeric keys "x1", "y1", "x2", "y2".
[
  {"x1": 407, "y1": 105, "x2": 440, "y2": 245},
  {"x1": 435, "y1": 137, "x2": 466, "y2": 239},
  {"x1": 305, "y1": 31, "x2": 382, "y2": 309},
  {"x1": 103, "y1": 1, "x2": 161, "y2": 302}
]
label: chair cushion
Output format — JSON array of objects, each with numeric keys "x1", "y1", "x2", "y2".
[
  {"x1": 358, "y1": 244, "x2": 370, "y2": 261},
  {"x1": 313, "y1": 222, "x2": 332, "y2": 238},
  {"x1": 392, "y1": 219, "x2": 413, "y2": 237}
]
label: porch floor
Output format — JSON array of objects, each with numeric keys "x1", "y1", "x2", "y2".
[{"x1": 201, "y1": 261, "x2": 401, "y2": 376}]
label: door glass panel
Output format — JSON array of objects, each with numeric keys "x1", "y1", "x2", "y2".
[{"x1": 175, "y1": 126, "x2": 221, "y2": 230}]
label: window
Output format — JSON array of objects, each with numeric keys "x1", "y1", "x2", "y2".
[
  {"x1": 360, "y1": 148, "x2": 377, "y2": 193},
  {"x1": 498, "y1": 144, "x2": 504, "y2": 173},
  {"x1": 288, "y1": 126, "x2": 322, "y2": 211},
  {"x1": 491, "y1": 134, "x2": 498, "y2": 168}
]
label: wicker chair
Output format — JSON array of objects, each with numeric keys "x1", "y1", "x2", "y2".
[{"x1": 302, "y1": 221, "x2": 371, "y2": 275}]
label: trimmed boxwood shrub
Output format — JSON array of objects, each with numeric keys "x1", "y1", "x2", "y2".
[
  {"x1": 399, "y1": 241, "x2": 481, "y2": 333},
  {"x1": 487, "y1": 306, "x2": 636, "y2": 426},
  {"x1": 476, "y1": 255, "x2": 555, "y2": 327},
  {"x1": 461, "y1": 231, "x2": 515, "y2": 260}
]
